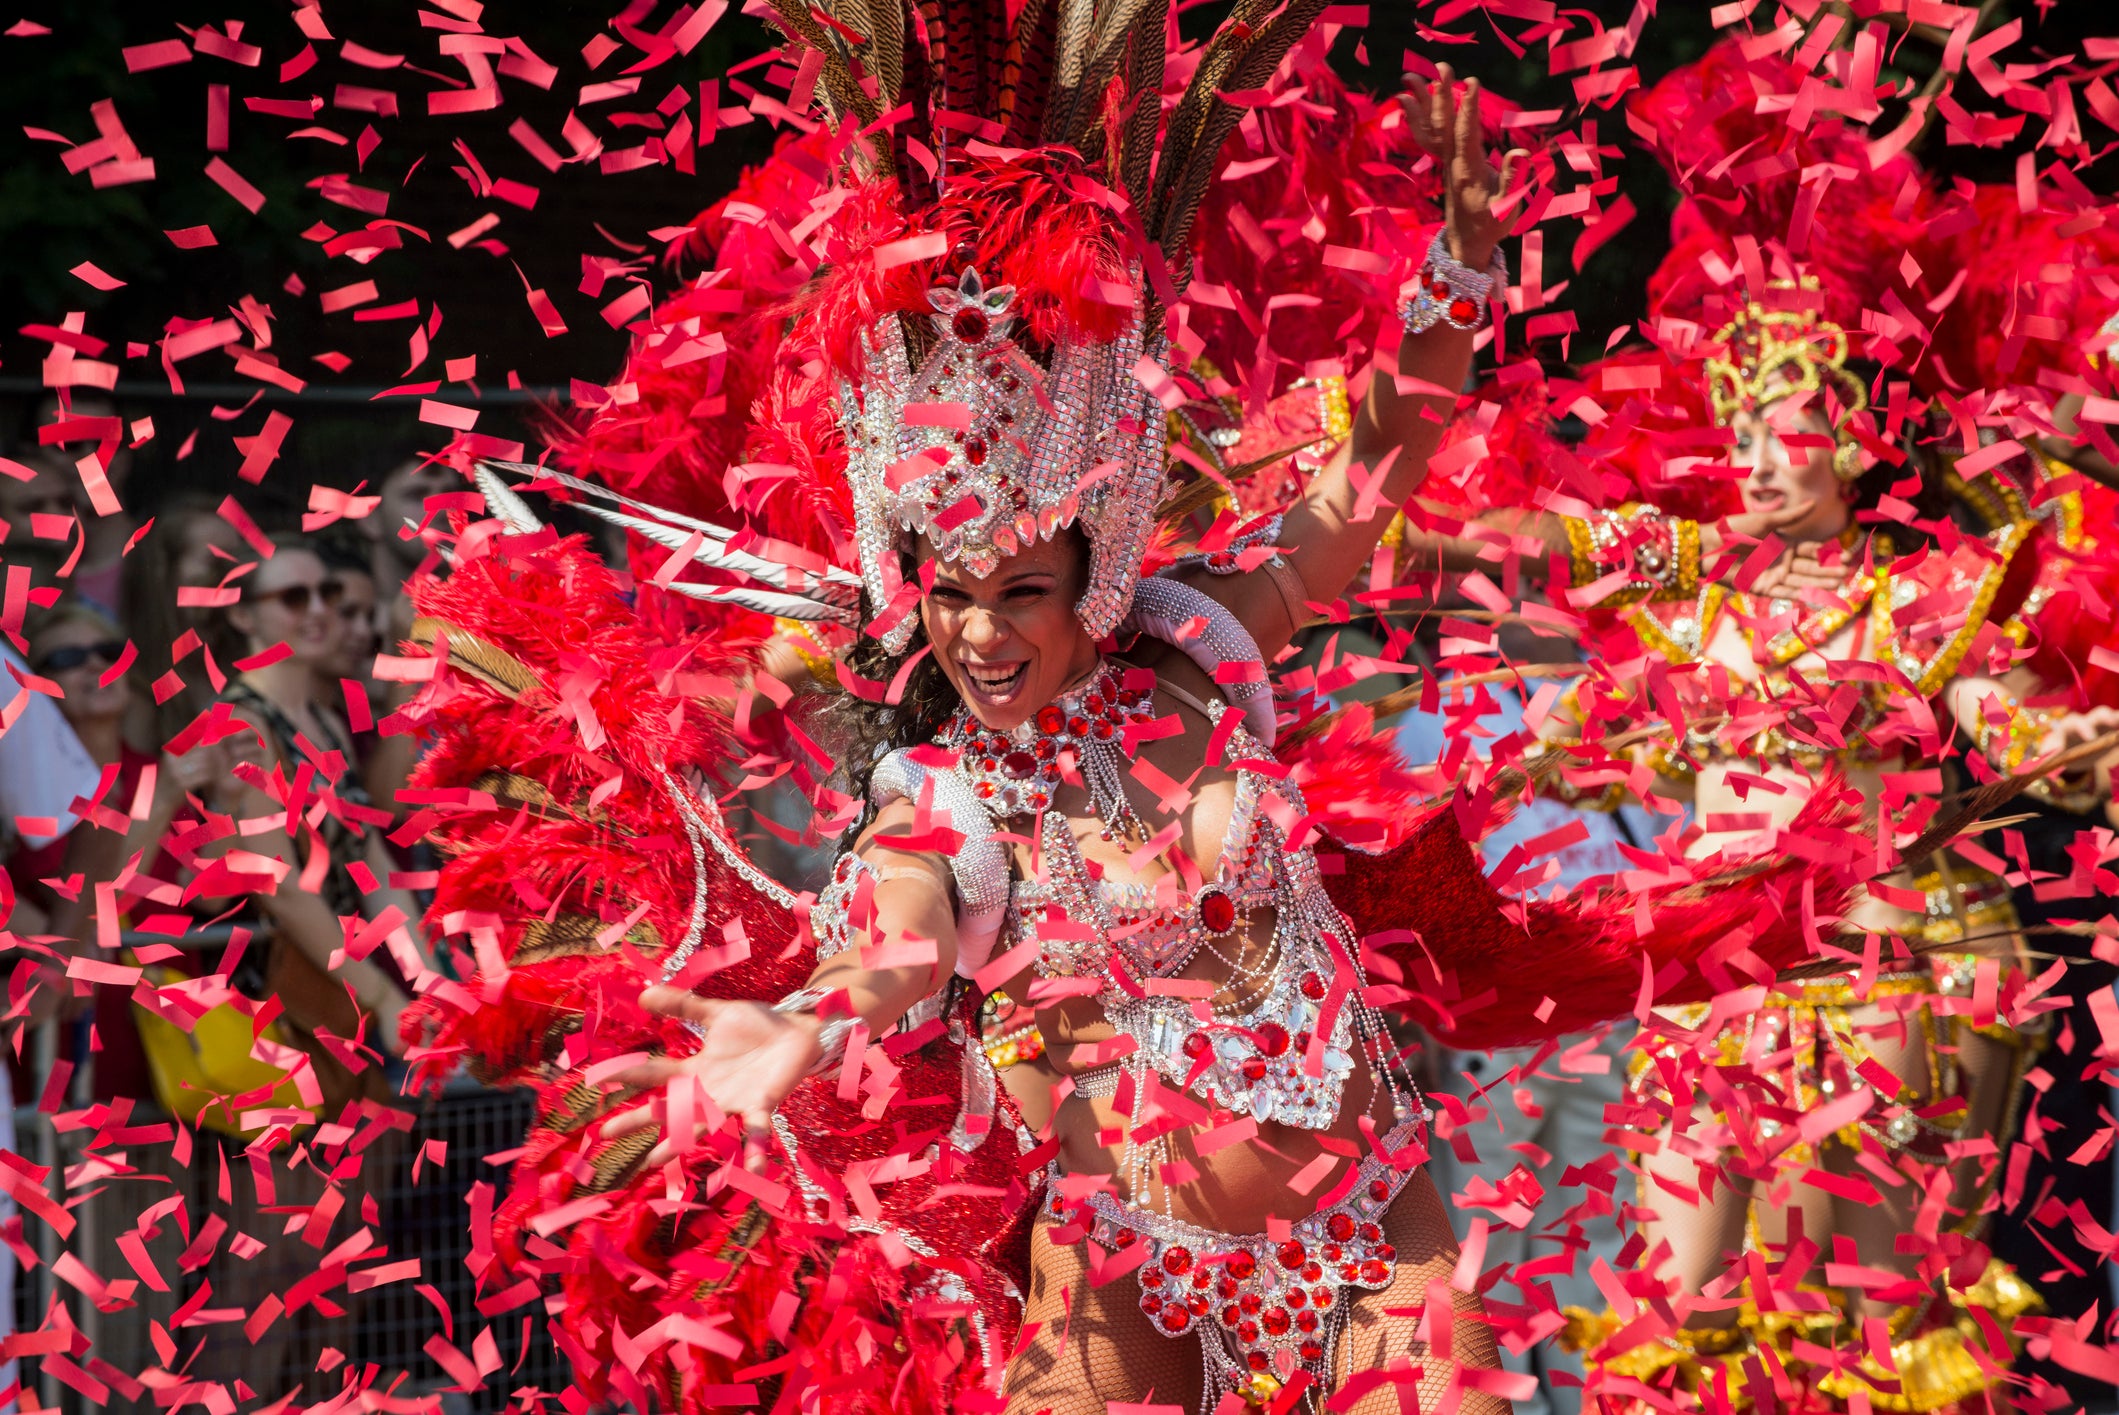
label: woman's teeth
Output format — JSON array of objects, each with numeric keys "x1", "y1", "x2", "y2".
[{"x1": 963, "y1": 661, "x2": 1027, "y2": 698}]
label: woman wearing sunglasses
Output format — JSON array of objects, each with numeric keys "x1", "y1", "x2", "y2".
[
  {"x1": 15, "y1": 604, "x2": 218, "y2": 887},
  {"x1": 213, "y1": 540, "x2": 429, "y2": 1062},
  {"x1": 162, "y1": 538, "x2": 428, "y2": 1399}
]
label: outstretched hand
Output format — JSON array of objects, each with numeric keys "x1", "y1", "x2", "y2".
[
  {"x1": 1400, "y1": 63, "x2": 1526, "y2": 270},
  {"x1": 600, "y1": 986, "x2": 824, "y2": 1170}
]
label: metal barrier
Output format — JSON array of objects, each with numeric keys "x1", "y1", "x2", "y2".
[{"x1": 7, "y1": 932, "x2": 566, "y2": 1414}]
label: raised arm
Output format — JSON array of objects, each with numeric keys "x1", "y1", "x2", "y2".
[{"x1": 1209, "y1": 67, "x2": 1522, "y2": 660}]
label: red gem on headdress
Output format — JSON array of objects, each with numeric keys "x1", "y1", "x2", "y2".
[
  {"x1": 1237, "y1": 1319, "x2": 1259, "y2": 1342},
  {"x1": 1256, "y1": 1021, "x2": 1290, "y2": 1057},
  {"x1": 1036, "y1": 706, "x2": 1065, "y2": 735},
  {"x1": 964, "y1": 437, "x2": 988, "y2": 465},
  {"x1": 1001, "y1": 750, "x2": 1037, "y2": 779},
  {"x1": 1225, "y1": 1251, "x2": 1257, "y2": 1280},
  {"x1": 1296, "y1": 1310, "x2": 1320, "y2": 1335},
  {"x1": 1326, "y1": 1213, "x2": 1355, "y2": 1242},
  {"x1": 1067, "y1": 715, "x2": 1090, "y2": 736},
  {"x1": 1361, "y1": 1259, "x2": 1390, "y2": 1284},
  {"x1": 1162, "y1": 1246, "x2": 1194, "y2": 1275},
  {"x1": 1182, "y1": 1030, "x2": 1211, "y2": 1059},
  {"x1": 1277, "y1": 1241, "x2": 1306, "y2": 1270},
  {"x1": 1261, "y1": 1308, "x2": 1291, "y2": 1336},
  {"x1": 1199, "y1": 889, "x2": 1237, "y2": 935},
  {"x1": 1221, "y1": 1303, "x2": 1243, "y2": 1328},
  {"x1": 1300, "y1": 971, "x2": 1325, "y2": 999},
  {"x1": 1159, "y1": 1305, "x2": 1191, "y2": 1334},
  {"x1": 1299, "y1": 1338, "x2": 1324, "y2": 1363},
  {"x1": 1285, "y1": 1288, "x2": 1308, "y2": 1310},
  {"x1": 1357, "y1": 1222, "x2": 1381, "y2": 1243},
  {"x1": 1247, "y1": 1350, "x2": 1271, "y2": 1372},
  {"x1": 1217, "y1": 1275, "x2": 1239, "y2": 1299},
  {"x1": 1449, "y1": 297, "x2": 1478, "y2": 323},
  {"x1": 952, "y1": 308, "x2": 990, "y2": 343},
  {"x1": 1239, "y1": 1291, "x2": 1262, "y2": 1315},
  {"x1": 1241, "y1": 1058, "x2": 1267, "y2": 1082},
  {"x1": 1368, "y1": 1179, "x2": 1391, "y2": 1202},
  {"x1": 1374, "y1": 1244, "x2": 1395, "y2": 1263}
]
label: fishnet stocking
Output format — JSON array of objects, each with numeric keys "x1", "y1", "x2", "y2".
[
  {"x1": 1332, "y1": 1169, "x2": 1510, "y2": 1415},
  {"x1": 1002, "y1": 1170, "x2": 1510, "y2": 1415},
  {"x1": 1005, "y1": 1220, "x2": 1206, "y2": 1415}
]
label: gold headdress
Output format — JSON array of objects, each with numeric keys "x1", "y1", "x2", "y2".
[{"x1": 1703, "y1": 279, "x2": 1869, "y2": 481}]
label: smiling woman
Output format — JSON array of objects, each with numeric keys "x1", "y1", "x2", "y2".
[
  {"x1": 575, "y1": 54, "x2": 1537, "y2": 1414},
  {"x1": 922, "y1": 529, "x2": 1098, "y2": 721}
]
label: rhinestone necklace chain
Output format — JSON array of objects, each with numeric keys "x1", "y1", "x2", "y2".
[{"x1": 946, "y1": 660, "x2": 1156, "y2": 840}]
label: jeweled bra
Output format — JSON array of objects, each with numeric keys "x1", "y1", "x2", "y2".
[{"x1": 860, "y1": 576, "x2": 1424, "y2": 1137}]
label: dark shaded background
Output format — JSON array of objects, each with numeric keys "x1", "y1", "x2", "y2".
[{"x1": 3, "y1": 1, "x2": 2108, "y2": 533}]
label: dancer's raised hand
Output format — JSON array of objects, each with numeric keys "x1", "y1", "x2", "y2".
[{"x1": 1401, "y1": 63, "x2": 1526, "y2": 269}]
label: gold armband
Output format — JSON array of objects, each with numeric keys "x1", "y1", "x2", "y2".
[{"x1": 1562, "y1": 504, "x2": 1699, "y2": 603}]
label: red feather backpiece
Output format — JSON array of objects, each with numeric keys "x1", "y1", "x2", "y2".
[
  {"x1": 1324, "y1": 781, "x2": 1867, "y2": 1053},
  {"x1": 400, "y1": 533, "x2": 1032, "y2": 1412}
]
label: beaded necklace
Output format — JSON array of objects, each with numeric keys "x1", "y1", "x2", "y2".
[{"x1": 944, "y1": 660, "x2": 1155, "y2": 839}]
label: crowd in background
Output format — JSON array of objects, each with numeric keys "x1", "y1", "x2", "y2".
[{"x1": 0, "y1": 390, "x2": 464, "y2": 1399}]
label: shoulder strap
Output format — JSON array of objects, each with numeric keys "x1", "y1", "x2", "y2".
[{"x1": 1153, "y1": 677, "x2": 1224, "y2": 724}]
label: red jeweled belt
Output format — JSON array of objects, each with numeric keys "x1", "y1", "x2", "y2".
[{"x1": 1044, "y1": 1122, "x2": 1422, "y2": 1400}]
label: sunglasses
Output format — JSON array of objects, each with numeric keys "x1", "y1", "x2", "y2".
[
  {"x1": 35, "y1": 640, "x2": 126, "y2": 674},
  {"x1": 251, "y1": 581, "x2": 345, "y2": 614}
]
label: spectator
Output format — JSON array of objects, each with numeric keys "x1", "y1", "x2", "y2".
[
  {"x1": 119, "y1": 494, "x2": 247, "y2": 752},
  {"x1": 362, "y1": 455, "x2": 455, "y2": 610},
  {"x1": 0, "y1": 441, "x2": 75, "y2": 540},
  {"x1": 0, "y1": 633, "x2": 116, "y2": 1415},
  {"x1": 15, "y1": 602, "x2": 222, "y2": 1396},
  {"x1": 29, "y1": 391, "x2": 137, "y2": 615},
  {"x1": 314, "y1": 532, "x2": 429, "y2": 815},
  {"x1": 191, "y1": 536, "x2": 434, "y2": 1400},
  {"x1": 15, "y1": 603, "x2": 220, "y2": 1102},
  {"x1": 316, "y1": 537, "x2": 382, "y2": 689},
  {"x1": 211, "y1": 537, "x2": 426, "y2": 1053},
  {"x1": 1392, "y1": 610, "x2": 1671, "y2": 1415}
]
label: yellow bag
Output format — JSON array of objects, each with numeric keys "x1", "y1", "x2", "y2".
[{"x1": 131, "y1": 954, "x2": 316, "y2": 1138}]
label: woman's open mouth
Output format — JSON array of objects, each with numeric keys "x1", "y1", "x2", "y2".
[{"x1": 959, "y1": 658, "x2": 1029, "y2": 708}]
